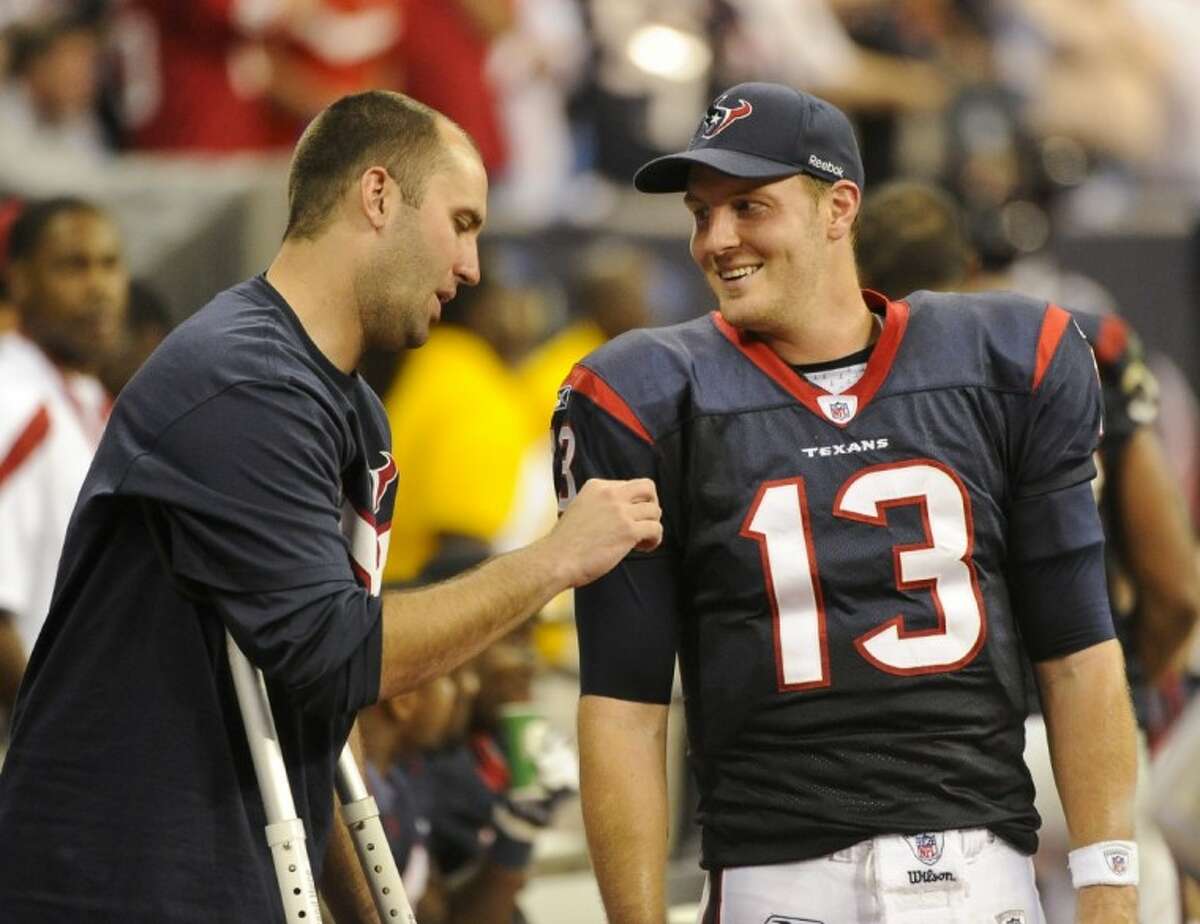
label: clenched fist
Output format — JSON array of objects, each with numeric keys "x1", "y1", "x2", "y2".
[{"x1": 548, "y1": 478, "x2": 662, "y2": 587}]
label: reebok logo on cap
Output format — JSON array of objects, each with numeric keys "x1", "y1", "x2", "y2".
[{"x1": 808, "y1": 155, "x2": 844, "y2": 177}]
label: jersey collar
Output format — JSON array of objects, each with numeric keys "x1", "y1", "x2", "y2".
[{"x1": 709, "y1": 290, "x2": 909, "y2": 428}]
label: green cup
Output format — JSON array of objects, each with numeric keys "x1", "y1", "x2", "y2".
[{"x1": 497, "y1": 702, "x2": 547, "y2": 796}]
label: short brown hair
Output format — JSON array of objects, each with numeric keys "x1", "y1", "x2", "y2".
[
  {"x1": 855, "y1": 180, "x2": 970, "y2": 298},
  {"x1": 284, "y1": 91, "x2": 454, "y2": 241}
]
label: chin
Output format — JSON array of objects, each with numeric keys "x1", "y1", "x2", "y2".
[{"x1": 716, "y1": 299, "x2": 764, "y2": 331}]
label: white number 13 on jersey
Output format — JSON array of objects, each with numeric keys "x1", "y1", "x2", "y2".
[{"x1": 742, "y1": 459, "x2": 986, "y2": 690}]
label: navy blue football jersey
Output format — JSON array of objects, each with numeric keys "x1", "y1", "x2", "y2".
[
  {"x1": 0, "y1": 276, "x2": 394, "y2": 921},
  {"x1": 553, "y1": 290, "x2": 1113, "y2": 869}
]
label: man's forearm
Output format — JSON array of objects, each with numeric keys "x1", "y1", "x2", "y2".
[
  {"x1": 377, "y1": 476, "x2": 664, "y2": 701},
  {"x1": 1119, "y1": 428, "x2": 1200, "y2": 682},
  {"x1": 579, "y1": 695, "x2": 670, "y2": 924},
  {"x1": 378, "y1": 539, "x2": 565, "y2": 700},
  {"x1": 1036, "y1": 638, "x2": 1138, "y2": 919}
]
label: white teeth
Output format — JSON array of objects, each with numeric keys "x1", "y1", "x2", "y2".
[{"x1": 719, "y1": 266, "x2": 759, "y2": 281}]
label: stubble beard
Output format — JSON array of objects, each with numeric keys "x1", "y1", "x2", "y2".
[{"x1": 355, "y1": 238, "x2": 431, "y2": 352}]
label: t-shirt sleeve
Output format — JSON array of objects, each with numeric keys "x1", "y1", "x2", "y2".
[
  {"x1": 552, "y1": 367, "x2": 678, "y2": 704},
  {"x1": 122, "y1": 380, "x2": 381, "y2": 712}
]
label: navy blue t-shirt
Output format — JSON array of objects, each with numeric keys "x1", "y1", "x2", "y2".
[
  {"x1": 554, "y1": 290, "x2": 1112, "y2": 869},
  {"x1": 0, "y1": 276, "x2": 393, "y2": 921}
]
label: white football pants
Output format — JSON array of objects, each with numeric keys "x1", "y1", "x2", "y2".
[{"x1": 697, "y1": 828, "x2": 1045, "y2": 924}]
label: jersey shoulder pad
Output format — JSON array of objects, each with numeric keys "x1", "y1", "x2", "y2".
[
  {"x1": 905, "y1": 290, "x2": 1071, "y2": 393},
  {"x1": 561, "y1": 317, "x2": 712, "y2": 442}
]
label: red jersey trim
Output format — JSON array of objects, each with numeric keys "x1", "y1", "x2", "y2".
[
  {"x1": 565, "y1": 365, "x2": 654, "y2": 445},
  {"x1": 0, "y1": 404, "x2": 51, "y2": 488},
  {"x1": 1033, "y1": 304, "x2": 1072, "y2": 392},
  {"x1": 1093, "y1": 315, "x2": 1129, "y2": 368},
  {"x1": 709, "y1": 290, "x2": 909, "y2": 429}
]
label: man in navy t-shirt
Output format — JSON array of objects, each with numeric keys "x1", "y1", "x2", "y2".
[{"x1": 0, "y1": 90, "x2": 662, "y2": 922}]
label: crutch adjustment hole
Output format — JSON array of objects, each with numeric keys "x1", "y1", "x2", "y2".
[{"x1": 293, "y1": 887, "x2": 301, "y2": 895}]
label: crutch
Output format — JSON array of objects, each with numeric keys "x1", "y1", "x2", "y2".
[{"x1": 227, "y1": 632, "x2": 417, "y2": 922}]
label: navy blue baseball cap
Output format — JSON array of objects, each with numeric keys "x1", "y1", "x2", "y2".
[{"x1": 633, "y1": 82, "x2": 864, "y2": 193}]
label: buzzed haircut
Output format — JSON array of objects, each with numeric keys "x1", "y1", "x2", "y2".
[
  {"x1": 7, "y1": 197, "x2": 104, "y2": 263},
  {"x1": 284, "y1": 90, "x2": 459, "y2": 241},
  {"x1": 855, "y1": 180, "x2": 971, "y2": 299}
]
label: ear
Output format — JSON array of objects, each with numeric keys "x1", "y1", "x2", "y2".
[
  {"x1": 359, "y1": 166, "x2": 392, "y2": 231},
  {"x1": 827, "y1": 181, "x2": 861, "y2": 242}
]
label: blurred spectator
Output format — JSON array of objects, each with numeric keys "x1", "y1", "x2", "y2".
[
  {"x1": 857, "y1": 178, "x2": 1198, "y2": 924},
  {"x1": 0, "y1": 197, "x2": 128, "y2": 718},
  {"x1": 517, "y1": 239, "x2": 651, "y2": 433},
  {"x1": 424, "y1": 625, "x2": 577, "y2": 924},
  {"x1": 263, "y1": 0, "x2": 404, "y2": 125},
  {"x1": 397, "y1": 0, "x2": 513, "y2": 175},
  {"x1": 114, "y1": 0, "x2": 311, "y2": 152},
  {"x1": 715, "y1": 0, "x2": 954, "y2": 183},
  {"x1": 381, "y1": 253, "x2": 541, "y2": 584},
  {"x1": 1132, "y1": 0, "x2": 1200, "y2": 206},
  {"x1": 0, "y1": 197, "x2": 20, "y2": 334},
  {"x1": 362, "y1": 673, "x2": 459, "y2": 909},
  {"x1": 366, "y1": 626, "x2": 570, "y2": 924},
  {"x1": 0, "y1": 9, "x2": 110, "y2": 181},
  {"x1": 96, "y1": 276, "x2": 172, "y2": 395},
  {"x1": 485, "y1": 0, "x2": 587, "y2": 223},
  {"x1": 988, "y1": 0, "x2": 1170, "y2": 225}
]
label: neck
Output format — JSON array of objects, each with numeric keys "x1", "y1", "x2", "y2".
[
  {"x1": 266, "y1": 233, "x2": 363, "y2": 375},
  {"x1": 761, "y1": 250, "x2": 876, "y2": 365}
]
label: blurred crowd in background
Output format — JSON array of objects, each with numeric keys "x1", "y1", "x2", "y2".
[{"x1": 3, "y1": 1, "x2": 1200, "y2": 922}]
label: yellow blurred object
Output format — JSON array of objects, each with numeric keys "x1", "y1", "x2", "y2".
[
  {"x1": 382, "y1": 325, "x2": 535, "y2": 583},
  {"x1": 533, "y1": 610, "x2": 576, "y2": 670},
  {"x1": 516, "y1": 320, "x2": 606, "y2": 433}
]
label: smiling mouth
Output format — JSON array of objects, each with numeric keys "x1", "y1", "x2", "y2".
[{"x1": 717, "y1": 265, "x2": 761, "y2": 282}]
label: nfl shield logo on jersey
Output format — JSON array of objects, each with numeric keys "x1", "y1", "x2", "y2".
[
  {"x1": 816, "y1": 393, "x2": 858, "y2": 424},
  {"x1": 905, "y1": 832, "x2": 944, "y2": 866},
  {"x1": 995, "y1": 912, "x2": 1026, "y2": 924}
]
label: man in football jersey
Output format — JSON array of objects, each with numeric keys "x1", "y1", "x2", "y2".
[
  {"x1": 0, "y1": 197, "x2": 128, "y2": 720},
  {"x1": 555, "y1": 83, "x2": 1139, "y2": 923},
  {"x1": 0, "y1": 90, "x2": 661, "y2": 922},
  {"x1": 856, "y1": 177, "x2": 1200, "y2": 923}
]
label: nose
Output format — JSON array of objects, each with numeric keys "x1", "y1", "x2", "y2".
[
  {"x1": 455, "y1": 237, "x2": 481, "y2": 287},
  {"x1": 696, "y1": 206, "x2": 740, "y2": 263}
]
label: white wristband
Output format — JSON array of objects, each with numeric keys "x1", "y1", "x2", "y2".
[{"x1": 1068, "y1": 841, "x2": 1139, "y2": 888}]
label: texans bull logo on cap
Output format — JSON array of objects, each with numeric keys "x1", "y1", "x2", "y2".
[{"x1": 700, "y1": 96, "x2": 753, "y2": 139}]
